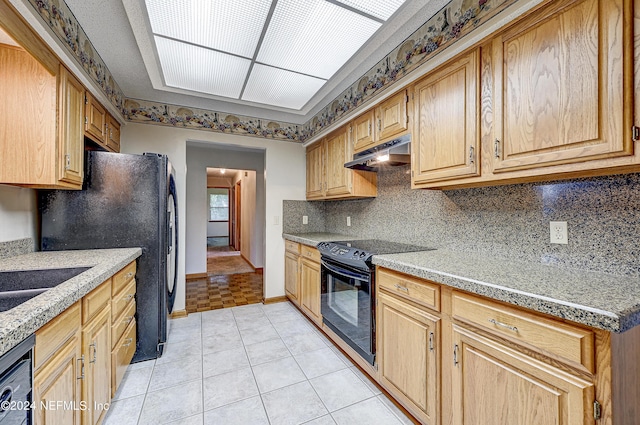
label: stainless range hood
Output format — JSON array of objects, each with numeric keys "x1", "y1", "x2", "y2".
[{"x1": 344, "y1": 134, "x2": 411, "y2": 172}]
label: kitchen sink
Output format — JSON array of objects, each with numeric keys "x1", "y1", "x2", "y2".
[{"x1": 0, "y1": 267, "x2": 91, "y2": 312}]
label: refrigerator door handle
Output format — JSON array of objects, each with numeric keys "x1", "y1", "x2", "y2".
[{"x1": 167, "y1": 211, "x2": 173, "y2": 253}]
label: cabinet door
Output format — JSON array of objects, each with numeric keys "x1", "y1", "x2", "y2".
[
  {"x1": 84, "y1": 91, "x2": 106, "y2": 144},
  {"x1": 412, "y1": 50, "x2": 480, "y2": 185},
  {"x1": 82, "y1": 307, "x2": 111, "y2": 425},
  {"x1": 492, "y1": 0, "x2": 631, "y2": 173},
  {"x1": 106, "y1": 114, "x2": 121, "y2": 152},
  {"x1": 285, "y1": 251, "x2": 300, "y2": 305},
  {"x1": 300, "y1": 258, "x2": 321, "y2": 324},
  {"x1": 452, "y1": 324, "x2": 595, "y2": 425},
  {"x1": 376, "y1": 90, "x2": 409, "y2": 141},
  {"x1": 325, "y1": 128, "x2": 352, "y2": 197},
  {"x1": 306, "y1": 142, "x2": 325, "y2": 199},
  {"x1": 378, "y1": 292, "x2": 439, "y2": 424},
  {"x1": 353, "y1": 110, "x2": 375, "y2": 153},
  {"x1": 33, "y1": 336, "x2": 82, "y2": 425},
  {"x1": 58, "y1": 66, "x2": 84, "y2": 185}
]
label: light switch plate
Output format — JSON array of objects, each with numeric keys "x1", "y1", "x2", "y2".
[
  {"x1": 550, "y1": 221, "x2": 568, "y2": 244},
  {"x1": 302, "y1": 215, "x2": 308, "y2": 225}
]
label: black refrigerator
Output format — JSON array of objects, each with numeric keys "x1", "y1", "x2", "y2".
[{"x1": 39, "y1": 151, "x2": 178, "y2": 362}]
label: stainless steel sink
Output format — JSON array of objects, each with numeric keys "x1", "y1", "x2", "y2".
[{"x1": 0, "y1": 267, "x2": 91, "y2": 312}]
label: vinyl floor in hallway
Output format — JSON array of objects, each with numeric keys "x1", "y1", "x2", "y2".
[{"x1": 103, "y1": 302, "x2": 413, "y2": 425}]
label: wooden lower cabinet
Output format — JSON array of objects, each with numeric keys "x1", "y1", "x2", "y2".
[
  {"x1": 33, "y1": 330, "x2": 82, "y2": 425},
  {"x1": 81, "y1": 306, "x2": 111, "y2": 425},
  {"x1": 377, "y1": 292, "x2": 439, "y2": 424},
  {"x1": 33, "y1": 261, "x2": 137, "y2": 424},
  {"x1": 300, "y1": 256, "x2": 321, "y2": 325},
  {"x1": 284, "y1": 251, "x2": 300, "y2": 305}
]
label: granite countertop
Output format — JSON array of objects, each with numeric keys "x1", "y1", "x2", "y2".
[
  {"x1": 0, "y1": 248, "x2": 142, "y2": 356},
  {"x1": 283, "y1": 232, "x2": 365, "y2": 246},
  {"x1": 283, "y1": 233, "x2": 640, "y2": 333}
]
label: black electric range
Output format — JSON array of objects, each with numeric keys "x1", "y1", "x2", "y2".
[{"x1": 318, "y1": 239, "x2": 434, "y2": 365}]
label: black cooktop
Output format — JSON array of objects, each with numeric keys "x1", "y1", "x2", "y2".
[{"x1": 334, "y1": 239, "x2": 433, "y2": 255}]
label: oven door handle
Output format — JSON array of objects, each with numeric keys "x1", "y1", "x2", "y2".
[{"x1": 321, "y1": 259, "x2": 369, "y2": 281}]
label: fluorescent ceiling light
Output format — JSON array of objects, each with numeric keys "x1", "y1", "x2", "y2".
[
  {"x1": 145, "y1": 0, "x2": 270, "y2": 58},
  {"x1": 257, "y1": 0, "x2": 381, "y2": 79},
  {"x1": 334, "y1": 0, "x2": 407, "y2": 21},
  {"x1": 155, "y1": 36, "x2": 250, "y2": 98},
  {"x1": 242, "y1": 64, "x2": 327, "y2": 110}
]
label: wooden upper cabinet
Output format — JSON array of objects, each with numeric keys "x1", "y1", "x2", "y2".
[
  {"x1": 58, "y1": 66, "x2": 85, "y2": 186},
  {"x1": 306, "y1": 141, "x2": 325, "y2": 199},
  {"x1": 352, "y1": 110, "x2": 375, "y2": 152},
  {"x1": 492, "y1": 0, "x2": 631, "y2": 173},
  {"x1": 325, "y1": 127, "x2": 352, "y2": 197},
  {"x1": 106, "y1": 114, "x2": 121, "y2": 152},
  {"x1": 412, "y1": 49, "x2": 480, "y2": 186},
  {"x1": 84, "y1": 91, "x2": 106, "y2": 144},
  {"x1": 376, "y1": 89, "x2": 409, "y2": 142}
]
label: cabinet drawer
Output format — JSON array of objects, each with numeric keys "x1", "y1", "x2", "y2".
[
  {"x1": 285, "y1": 240, "x2": 300, "y2": 254},
  {"x1": 82, "y1": 279, "x2": 111, "y2": 324},
  {"x1": 112, "y1": 279, "x2": 136, "y2": 321},
  {"x1": 111, "y1": 319, "x2": 136, "y2": 397},
  {"x1": 377, "y1": 268, "x2": 440, "y2": 312},
  {"x1": 34, "y1": 301, "x2": 81, "y2": 371},
  {"x1": 300, "y1": 245, "x2": 321, "y2": 262},
  {"x1": 112, "y1": 301, "x2": 136, "y2": 348},
  {"x1": 112, "y1": 261, "x2": 136, "y2": 296},
  {"x1": 452, "y1": 292, "x2": 594, "y2": 372}
]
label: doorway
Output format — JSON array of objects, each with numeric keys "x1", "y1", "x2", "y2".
[{"x1": 186, "y1": 167, "x2": 262, "y2": 313}]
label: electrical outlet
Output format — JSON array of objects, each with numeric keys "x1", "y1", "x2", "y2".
[
  {"x1": 550, "y1": 221, "x2": 568, "y2": 244},
  {"x1": 273, "y1": 215, "x2": 280, "y2": 225},
  {"x1": 347, "y1": 216, "x2": 351, "y2": 227},
  {"x1": 302, "y1": 215, "x2": 308, "y2": 225}
]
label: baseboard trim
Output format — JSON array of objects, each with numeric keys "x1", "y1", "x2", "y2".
[
  {"x1": 263, "y1": 296, "x2": 288, "y2": 304},
  {"x1": 170, "y1": 309, "x2": 187, "y2": 319},
  {"x1": 186, "y1": 273, "x2": 207, "y2": 279},
  {"x1": 240, "y1": 253, "x2": 257, "y2": 270}
]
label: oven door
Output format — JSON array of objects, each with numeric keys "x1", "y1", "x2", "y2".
[{"x1": 320, "y1": 256, "x2": 375, "y2": 365}]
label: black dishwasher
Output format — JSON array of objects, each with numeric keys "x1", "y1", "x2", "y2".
[{"x1": 0, "y1": 334, "x2": 34, "y2": 424}]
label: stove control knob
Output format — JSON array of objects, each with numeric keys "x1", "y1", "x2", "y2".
[
  {"x1": 360, "y1": 252, "x2": 367, "y2": 258},
  {"x1": 353, "y1": 250, "x2": 359, "y2": 257}
]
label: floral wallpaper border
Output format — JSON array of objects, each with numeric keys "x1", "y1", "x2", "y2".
[
  {"x1": 25, "y1": 0, "x2": 517, "y2": 143},
  {"x1": 27, "y1": 0, "x2": 125, "y2": 113},
  {"x1": 124, "y1": 99, "x2": 302, "y2": 142}
]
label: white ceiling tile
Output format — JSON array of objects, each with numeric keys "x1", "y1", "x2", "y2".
[
  {"x1": 155, "y1": 36, "x2": 250, "y2": 98},
  {"x1": 333, "y1": 0, "x2": 407, "y2": 21},
  {"x1": 256, "y1": 0, "x2": 381, "y2": 79},
  {"x1": 145, "y1": 0, "x2": 270, "y2": 58},
  {"x1": 242, "y1": 64, "x2": 326, "y2": 110}
]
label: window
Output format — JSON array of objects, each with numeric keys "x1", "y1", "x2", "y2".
[{"x1": 208, "y1": 188, "x2": 229, "y2": 221}]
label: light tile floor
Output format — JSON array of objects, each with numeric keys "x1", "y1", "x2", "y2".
[{"x1": 103, "y1": 302, "x2": 414, "y2": 425}]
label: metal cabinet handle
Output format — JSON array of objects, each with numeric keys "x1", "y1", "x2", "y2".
[
  {"x1": 77, "y1": 355, "x2": 85, "y2": 380},
  {"x1": 428, "y1": 332, "x2": 434, "y2": 352},
  {"x1": 453, "y1": 344, "x2": 459, "y2": 366},
  {"x1": 488, "y1": 318, "x2": 518, "y2": 333},
  {"x1": 122, "y1": 338, "x2": 133, "y2": 347},
  {"x1": 394, "y1": 284, "x2": 409, "y2": 292},
  {"x1": 377, "y1": 119, "x2": 381, "y2": 132},
  {"x1": 89, "y1": 342, "x2": 97, "y2": 364},
  {"x1": 65, "y1": 154, "x2": 70, "y2": 170},
  {"x1": 494, "y1": 139, "x2": 500, "y2": 158},
  {"x1": 125, "y1": 293, "x2": 135, "y2": 301},
  {"x1": 469, "y1": 146, "x2": 475, "y2": 164},
  {"x1": 123, "y1": 315, "x2": 133, "y2": 324},
  {"x1": 126, "y1": 271, "x2": 134, "y2": 279}
]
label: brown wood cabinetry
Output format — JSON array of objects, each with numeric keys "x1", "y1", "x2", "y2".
[
  {"x1": 84, "y1": 91, "x2": 121, "y2": 153},
  {"x1": 352, "y1": 90, "x2": 409, "y2": 154},
  {"x1": 299, "y1": 245, "x2": 322, "y2": 325},
  {"x1": 305, "y1": 127, "x2": 377, "y2": 200},
  {"x1": 284, "y1": 241, "x2": 301, "y2": 306},
  {"x1": 33, "y1": 261, "x2": 137, "y2": 424},
  {"x1": 412, "y1": 49, "x2": 480, "y2": 187},
  {"x1": 106, "y1": 114, "x2": 121, "y2": 152}
]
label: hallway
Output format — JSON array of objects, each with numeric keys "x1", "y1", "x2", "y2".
[{"x1": 186, "y1": 245, "x2": 263, "y2": 313}]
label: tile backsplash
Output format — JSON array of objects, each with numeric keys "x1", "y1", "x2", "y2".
[
  {"x1": 0, "y1": 238, "x2": 34, "y2": 260},
  {"x1": 284, "y1": 166, "x2": 640, "y2": 277}
]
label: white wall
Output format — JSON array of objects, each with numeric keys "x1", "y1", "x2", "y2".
[
  {"x1": 121, "y1": 122, "x2": 306, "y2": 307},
  {"x1": 0, "y1": 184, "x2": 37, "y2": 245}
]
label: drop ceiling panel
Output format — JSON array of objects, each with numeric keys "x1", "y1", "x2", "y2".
[
  {"x1": 334, "y1": 0, "x2": 408, "y2": 20},
  {"x1": 242, "y1": 64, "x2": 327, "y2": 110},
  {"x1": 156, "y1": 36, "x2": 250, "y2": 98},
  {"x1": 256, "y1": 0, "x2": 382, "y2": 79},
  {"x1": 145, "y1": 0, "x2": 270, "y2": 58}
]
